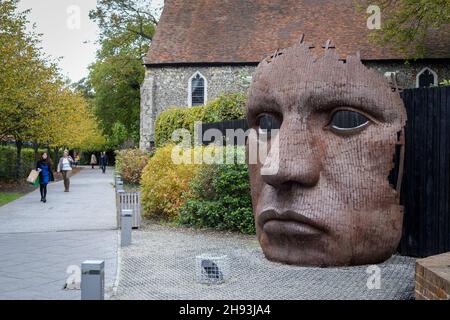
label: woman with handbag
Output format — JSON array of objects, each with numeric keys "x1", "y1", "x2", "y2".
[{"x1": 36, "y1": 152, "x2": 54, "y2": 203}]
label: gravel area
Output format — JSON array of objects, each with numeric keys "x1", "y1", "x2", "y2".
[{"x1": 114, "y1": 223, "x2": 415, "y2": 300}]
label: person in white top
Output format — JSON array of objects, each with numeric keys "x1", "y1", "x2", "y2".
[{"x1": 57, "y1": 150, "x2": 74, "y2": 192}]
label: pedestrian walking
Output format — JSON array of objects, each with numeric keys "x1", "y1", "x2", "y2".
[
  {"x1": 100, "y1": 151, "x2": 108, "y2": 174},
  {"x1": 36, "y1": 152, "x2": 54, "y2": 203},
  {"x1": 57, "y1": 149, "x2": 74, "y2": 192},
  {"x1": 90, "y1": 153, "x2": 97, "y2": 169},
  {"x1": 74, "y1": 153, "x2": 80, "y2": 167}
]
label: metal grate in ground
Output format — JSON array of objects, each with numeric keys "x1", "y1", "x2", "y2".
[{"x1": 114, "y1": 224, "x2": 415, "y2": 300}]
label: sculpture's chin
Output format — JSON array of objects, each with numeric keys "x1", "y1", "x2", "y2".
[
  {"x1": 260, "y1": 242, "x2": 395, "y2": 267},
  {"x1": 258, "y1": 232, "x2": 341, "y2": 267},
  {"x1": 257, "y1": 229, "x2": 399, "y2": 267}
]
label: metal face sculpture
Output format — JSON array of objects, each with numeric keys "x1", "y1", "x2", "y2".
[{"x1": 247, "y1": 40, "x2": 407, "y2": 266}]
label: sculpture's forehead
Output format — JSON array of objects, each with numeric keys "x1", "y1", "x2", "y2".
[
  {"x1": 249, "y1": 79, "x2": 400, "y2": 120},
  {"x1": 248, "y1": 49, "x2": 404, "y2": 122},
  {"x1": 253, "y1": 53, "x2": 387, "y2": 93}
]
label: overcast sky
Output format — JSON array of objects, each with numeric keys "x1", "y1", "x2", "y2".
[{"x1": 18, "y1": 0, "x2": 163, "y2": 83}]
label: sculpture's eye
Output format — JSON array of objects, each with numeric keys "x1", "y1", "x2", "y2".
[
  {"x1": 256, "y1": 113, "x2": 281, "y2": 136},
  {"x1": 328, "y1": 110, "x2": 370, "y2": 134}
]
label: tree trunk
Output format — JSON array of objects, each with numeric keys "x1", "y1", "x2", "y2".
[
  {"x1": 33, "y1": 141, "x2": 39, "y2": 162},
  {"x1": 15, "y1": 140, "x2": 23, "y2": 181},
  {"x1": 54, "y1": 148, "x2": 59, "y2": 168}
]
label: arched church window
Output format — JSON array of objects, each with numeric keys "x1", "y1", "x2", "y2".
[
  {"x1": 416, "y1": 68, "x2": 438, "y2": 88},
  {"x1": 189, "y1": 72, "x2": 207, "y2": 106}
]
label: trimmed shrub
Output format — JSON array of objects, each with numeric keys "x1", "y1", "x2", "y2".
[
  {"x1": 115, "y1": 148, "x2": 151, "y2": 184},
  {"x1": 0, "y1": 146, "x2": 54, "y2": 180},
  {"x1": 155, "y1": 108, "x2": 188, "y2": 148},
  {"x1": 179, "y1": 147, "x2": 255, "y2": 234},
  {"x1": 154, "y1": 92, "x2": 247, "y2": 147},
  {"x1": 203, "y1": 92, "x2": 246, "y2": 121},
  {"x1": 140, "y1": 144, "x2": 200, "y2": 220}
]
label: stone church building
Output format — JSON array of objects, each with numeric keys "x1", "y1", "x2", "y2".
[{"x1": 140, "y1": 0, "x2": 450, "y2": 150}]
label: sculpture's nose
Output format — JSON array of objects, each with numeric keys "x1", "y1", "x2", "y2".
[{"x1": 261, "y1": 123, "x2": 322, "y2": 190}]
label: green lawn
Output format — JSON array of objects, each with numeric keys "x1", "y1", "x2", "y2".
[{"x1": 0, "y1": 192, "x2": 23, "y2": 206}]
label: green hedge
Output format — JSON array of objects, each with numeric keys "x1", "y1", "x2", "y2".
[
  {"x1": 154, "y1": 106, "x2": 208, "y2": 147},
  {"x1": 155, "y1": 93, "x2": 247, "y2": 147},
  {"x1": 0, "y1": 146, "x2": 40, "y2": 180},
  {"x1": 179, "y1": 148, "x2": 255, "y2": 234},
  {"x1": 203, "y1": 92, "x2": 247, "y2": 121}
]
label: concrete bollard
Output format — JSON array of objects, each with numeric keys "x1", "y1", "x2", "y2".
[
  {"x1": 116, "y1": 181, "x2": 124, "y2": 193},
  {"x1": 116, "y1": 190, "x2": 125, "y2": 228},
  {"x1": 121, "y1": 209, "x2": 133, "y2": 247},
  {"x1": 81, "y1": 260, "x2": 105, "y2": 300}
]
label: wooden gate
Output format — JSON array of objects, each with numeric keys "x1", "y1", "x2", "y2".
[{"x1": 399, "y1": 86, "x2": 450, "y2": 256}]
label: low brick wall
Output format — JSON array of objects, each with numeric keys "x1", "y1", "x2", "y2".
[{"x1": 415, "y1": 252, "x2": 450, "y2": 300}]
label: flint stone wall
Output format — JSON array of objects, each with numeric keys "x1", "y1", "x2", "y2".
[{"x1": 140, "y1": 61, "x2": 450, "y2": 150}]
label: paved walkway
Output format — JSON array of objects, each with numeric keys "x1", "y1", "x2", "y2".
[
  {"x1": 0, "y1": 167, "x2": 118, "y2": 300},
  {"x1": 115, "y1": 224, "x2": 416, "y2": 300}
]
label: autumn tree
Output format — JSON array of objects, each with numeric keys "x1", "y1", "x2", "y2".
[
  {"x1": 51, "y1": 88, "x2": 106, "y2": 152},
  {"x1": 0, "y1": 0, "x2": 57, "y2": 178},
  {"x1": 363, "y1": 0, "x2": 450, "y2": 59},
  {"x1": 89, "y1": 0, "x2": 159, "y2": 47},
  {"x1": 88, "y1": 0, "x2": 159, "y2": 147},
  {"x1": 0, "y1": 0, "x2": 106, "y2": 180}
]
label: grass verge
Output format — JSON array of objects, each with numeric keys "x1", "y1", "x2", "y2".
[{"x1": 0, "y1": 192, "x2": 24, "y2": 206}]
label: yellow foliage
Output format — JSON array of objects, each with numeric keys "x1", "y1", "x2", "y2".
[
  {"x1": 140, "y1": 144, "x2": 200, "y2": 221},
  {"x1": 0, "y1": 1, "x2": 106, "y2": 151},
  {"x1": 116, "y1": 148, "x2": 150, "y2": 184}
]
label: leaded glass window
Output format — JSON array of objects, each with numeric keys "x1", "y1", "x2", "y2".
[{"x1": 191, "y1": 74, "x2": 205, "y2": 106}]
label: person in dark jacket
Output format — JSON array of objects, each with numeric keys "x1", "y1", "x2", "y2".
[
  {"x1": 36, "y1": 152, "x2": 54, "y2": 203},
  {"x1": 100, "y1": 151, "x2": 108, "y2": 174}
]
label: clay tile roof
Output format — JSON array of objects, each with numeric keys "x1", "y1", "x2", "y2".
[{"x1": 145, "y1": 0, "x2": 450, "y2": 65}]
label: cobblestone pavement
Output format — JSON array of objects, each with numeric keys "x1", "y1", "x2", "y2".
[
  {"x1": 0, "y1": 167, "x2": 118, "y2": 300},
  {"x1": 114, "y1": 224, "x2": 416, "y2": 300}
]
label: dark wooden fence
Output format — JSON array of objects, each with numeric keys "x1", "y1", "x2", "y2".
[
  {"x1": 200, "y1": 86, "x2": 450, "y2": 257},
  {"x1": 399, "y1": 86, "x2": 450, "y2": 257},
  {"x1": 202, "y1": 119, "x2": 249, "y2": 145}
]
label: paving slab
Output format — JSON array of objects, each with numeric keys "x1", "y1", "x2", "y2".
[
  {"x1": 0, "y1": 167, "x2": 118, "y2": 300},
  {"x1": 0, "y1": 167, "x2": 116, "y2": 233}
]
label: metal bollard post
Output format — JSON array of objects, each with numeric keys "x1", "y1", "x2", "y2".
[
  {"x1": 81, "y1": 260, "x2": 105, "y2": 300},
  {"x1": 121, "y1": 209, "x2": 133, "y2": 247}
]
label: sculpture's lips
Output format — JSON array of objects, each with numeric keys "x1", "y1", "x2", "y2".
[{"x1": 259, "y1": 209, "x2": 326, "y2": 236}]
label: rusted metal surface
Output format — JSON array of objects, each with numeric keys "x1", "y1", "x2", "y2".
[{"x1": 246, "y1": 40, "x2": 407, "y2": 266}]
